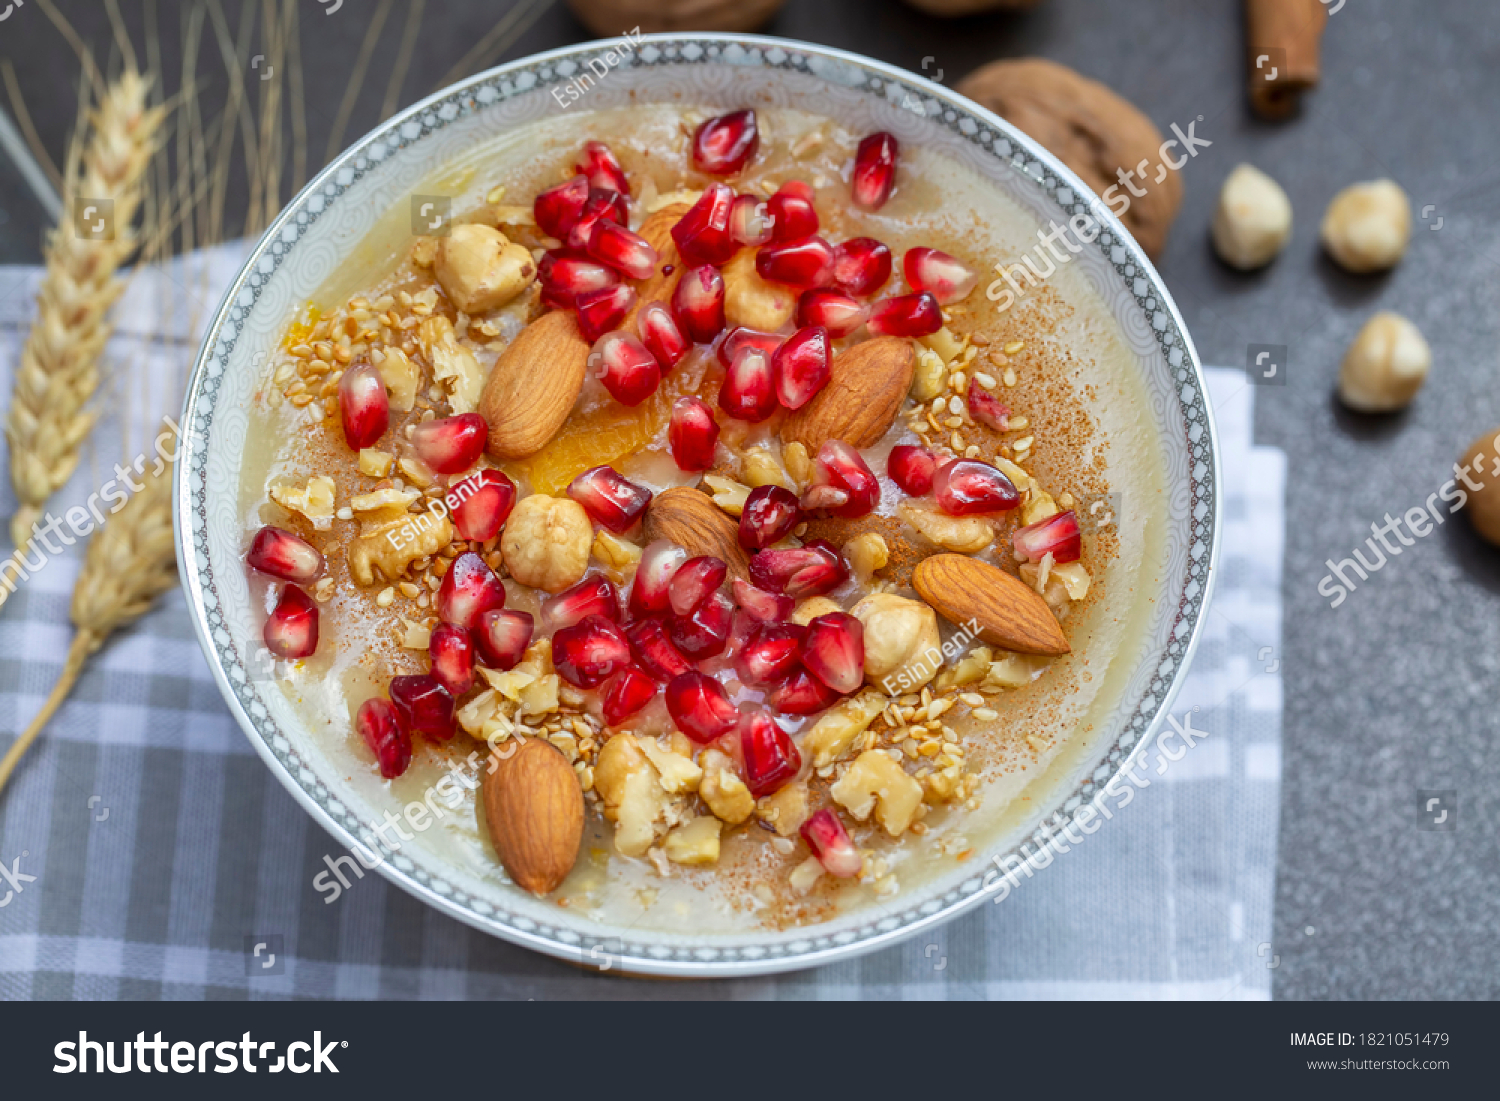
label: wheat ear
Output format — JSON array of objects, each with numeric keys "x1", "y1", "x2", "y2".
[{"x1": 5, "y1": 69, "x2": 164, "y2": 549}]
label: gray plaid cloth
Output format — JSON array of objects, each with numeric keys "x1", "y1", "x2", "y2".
[{"x1": 0, "y1": 252, "x2": 1284, "y2": 997}]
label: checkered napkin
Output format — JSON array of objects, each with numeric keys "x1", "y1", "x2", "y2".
[{"x1": 0, "y1": 248, "x2": 1285, "y2": 999}]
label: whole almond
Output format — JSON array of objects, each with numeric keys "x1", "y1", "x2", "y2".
[
  {"x1": 913, "y1": 553, "x2": 1070, "y2": 656},
  {"x1": 479, "y1": 310, "x2": 589, "y2": 460},
  {"x1": 482, "y1": 737, "x2": 584, "y2": 896},
  {"x1": 625, "y1": 203, "x2": 690, "y2": 332},
  {"x1": 643, "y1": 486, "x2": 751, "y2": 580},
  {"x1": 781, "y1": 336, "x2": 915, "y2": 452}
]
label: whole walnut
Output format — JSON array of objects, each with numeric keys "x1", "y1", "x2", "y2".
[{"x1": 566, "y1": 0, "x2": 785, "y2": 35}]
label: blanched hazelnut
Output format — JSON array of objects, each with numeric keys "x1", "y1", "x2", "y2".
[
  {"x1": 434, "y1": 223, "x2": 537, "y2": 314},
  {"x1": 851, "y1": 592, "x2": 942, "y2": 690},
  {"x1": 1211, "y1": 164, "x2": 1292, "y2": 270},
  {"x1": 843, "y1": 532, "x2": 889, "y2": 583},
  {"x1": 500, "y1": 494, "x2": 592, "y2": 593},
  {"x1": 1321, "y1": 179, "x2": 1411, "y2": 274},
  {"x1": 790, "y1": 596, "x2": 842, "y2": 626},
  {"x1": 1461, "y1": 431, "x2": 1500, "y2": 545},
  {"x1": 1337, "y1": 312, "x2": 1431, "y2": 412},
  {"x1": 722, "y1": 249, "x2": 796, "y2": 331}
]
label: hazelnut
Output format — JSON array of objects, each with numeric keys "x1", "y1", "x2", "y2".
[
  {"x1": 843, "y1": 532, "x2": 889, "y2": 582},
  {"x1": 791, "y1": 596, "x2": 842, "y2": 626},
  {"x1": 851, "y1": 592, "x2": 943, "y2": 690},
  {"x1": 1461, "y1": 431, "x2": 1500, "y2": 545},
  {"x1": 1211, "y1": 164, "x2": 1292, "y2": 270},
  {"x1": 1337, "y1": 312, "x2": 1431, "y2": 412},
  {"x1": 434, "y1": 223, "x2": 537, "y2": 314},
  {"x1": 722, "y1": 249, "x2": 796, "y2": 332},
  {"x1": 500, "y1": 494, "x2": 592, "y2": 593},
  {"x1": 1321, "y1": 179, "x2": 1411, "y2": 274}
]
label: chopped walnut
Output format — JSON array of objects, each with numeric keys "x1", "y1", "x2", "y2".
[
  {"x1": 934, "y1": 646, "x2": 993, "y2": 691},
  {"x1": 359, "y1": 448, "x2": 394, "y2": 478},
  {"x1": 843, "y1": 532, "x2": 889, "y2": 583},
  {"x1": 790, "y1": 596, "x2": 841, "y2": 626},
  {"x1": 986, "y1": 651, "x2": 1050, "y2": 689},
  {"x1": 830, "y1": 750, "x2": 924, "y2": 837},
  {"x1": 899, "y1": 502, "x2": 993, "y2": 554},
  {"x1": 594, "y1": 733, "x2": 675, "y2": 858},
  {"x1": 702, "y1": 474, "x2": 751, "y2": 517},
  {"x1": 741, "y1": 447, "x2": 794, "y2": 490},
  {"x1": 639, "y1": 738, "x2": 703, "y2": 795},
  {"x1": 803, "y1": 691, "x2": 888, "y2": 769},
  {"x1": 756, "y1": 781, "x2": 810, "y2": 838},
  {"x1": 348, "y1": 506, "x2": 453, "y2": 587},
  {"x1": 663, "y1": 817, "x2": 721, "y2": 865},
  {"x1": 372, "y1": 347, "x2": 420, "y2": 412},
  {"x1": 699, "y1": 748, "x2": 755, "y2": 825},
  {"x1": 500, "y1": 494, "x2": 592, "y2": 593},
  {"x1": 418, "y1": 316, "x2": 485, "y2": 414},
  {"x1": 270, "y1": 475, "x2": 336, "y2": 530}
]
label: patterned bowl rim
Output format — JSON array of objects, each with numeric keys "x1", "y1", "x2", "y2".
[{"x1": 174, "y1": 33, "x2": 1221, "y2": 978}]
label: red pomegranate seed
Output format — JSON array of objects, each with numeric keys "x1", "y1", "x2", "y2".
[
  {"x1": 755, "y1": 235, "x2": 835, "y2": 289},
  {"x1": 831, "y1": 237, "x2": 893, "y2": 296},
  {"x1": 731, "y1": 577, "x2": 793, "y2": 623},
  {"x1": 800, "y1": 807, "x2": 862, "y2": 877},
  {"x1": 967, "y1": 379, "x2": 1010, "y2": 431},
  {"x1": 665, "y1": 672, "x2": 739, "y2": 744},
  {"x1": 933, "y1": 459, "x2": 1020, "y2": 515},
  {"x1": 740, "y1": 710, "x2": 801, "y2": 797},
  {"x1": 566, "y1": 187, "x2": 628, "y2": 251},
  {"x1": 735, "y1": 621, "x2": 805, "y2": 686},
  {"x1": 533, "y1": 175, "x2": 591, "y2": 238},
  {"x1": 602, "y1": 665, "x2": 657, "y2": 725},
  {"x1": 427, "y1": 622, "x2": 475, "y2": 696},
  {"x1": 630, "y1": 540, "x2": 687, "y2": 617},
  {"x1": 805, "y1": 440, "x2": 879, "y2": 519},
  {"x1": 797, "y1": 288, "x2": 867, "y2": 338},
  {"x1": 575, "y1": 284, "x2": 637, "y2": 343},
  {"x1": 411, "y1": 412, "x2": 487, "y2": 474},
  {"x1": 669, "y1": 396, "x2": 720, "y2": 471},
  {"x1": 691, "y1": 109, "x2": 760, "y2": 175},
  {"x1": 247, "y1": 526, "x2": 323, "y2": 585},
  {"x1": 638, "y1": 302, "x2": 689, "y2": 371},
  {"x1": 669, "y1": 556, "x2": 728, "y2": 616},
  {"x1": 476, "y1": 609, "x2": 534, "y2": 671},
  {"x1": 589, "y1": 331, "x2": 661, "y2": 407},
  {"x1": 771, "y1": 668, "x2": 841, "y2": 715},
  {"x1": 539, "y1": 251, "x2": 619, "y2": 310},
  {"x1": 389, "y1": 674, "x2": 456, "y2": 741},
  {"x1": 1012, "y1": 510, "x2": 1082, "y2": 564},
  {"x1": 867, "y1": 291, "x2": 941, "y2": 337},
  {"x1": 718, "y1": 345, "x2": 777, "y2": 422},
  {"x1": 338, "y1": 362, "x2": 388, "y2": 450},
  {"x1": 749, "y1": 538, "x2": 848, "y2": 598},
  {"x1": 447, "y1": 468, "x2": 517, "y2": 542},
  {"x1": 715, "y1": 325, "x2": 783, "y2": 367},
  {"x1": 542, "y1": 575, "x2": 621, "y2": 633},
  {"x1": 625, "y1": 617, "x2": 693, "y2": 680},
  {"x1": 552, "y1": 614, "x2": 631, "y2": 689},
  {"x1": 357, "y1": 697, "x2": 411, "y2": 779},
  {"x1": 802, "y1": 612, "x2": 865, "y2": 694},
  {"x1": 851, "y1": 132, "x2": 899, "y2": 210},
  {"x1": 887, "y1": 444, "x2": 939, "y2": 496},
  {"x1": 568, "y1": 464, "x2": 652, "y2": 533},
  {"x1": 767, "y1": 179, "x2": 819, "y2": 241},
  {"x1": 576, "y1": 140, "x2": 630, "y2": 195},
  {"x1": 671, "y1": 183, "x2": 738, "y2": 267},
  {"x1": 728, "y1": 194, "x2": 774, "y2": 247},
  {"x1": 773, "y1": 325, "x2": 831, "y2": 410},
  {"x1": 904, "y1": 246, "x2": 977, "y2": 304},
  {"x1": 263, "y1": 584, "x2": 318, "y2": 659},
  {"x1": 436, "y1": 551, "x2": 506, "y2": 630},
  {"x1": 587, "y1": 221, "x2": 658, "y2": 281},
  {"x1": 670, "y1": 589, "x2": 734, "y2": 660},
  {"x1": 671, "y1": 264, "x2": 727, "y2": 343},
  {"x1": 739, "y1": 484, "x2": 802, "y2": 550}
]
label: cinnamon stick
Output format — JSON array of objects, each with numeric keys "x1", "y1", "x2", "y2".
[{"x1": 1246, "y1": 0, "x2": 1329, "y2": 119}]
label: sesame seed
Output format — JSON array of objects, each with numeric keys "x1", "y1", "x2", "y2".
[
  {"x1": 974, "y1": 371, "x2": 996, "y2": 388},
  {"x1": 960, "y1": 692, "x2": 985, "y2": 707},
  {"x1": 1003, "y1": 368, "x2": 1017, "y2": 387},
  {"x1": 974, "y1": 708, "x2": 999, "y2": 721},
  {"x1": 1004, "y1": 341, "x2": 1025, "y2": 355},
  {"x1": 376, "y1": 587, "x2": 395, "y2": 607}
]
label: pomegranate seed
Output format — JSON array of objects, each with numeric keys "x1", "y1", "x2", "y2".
[
  {"x1": 771, "y1": 668, "x2": 841, "y2": 715},
  {"x1": 587, "y1": 221, "x2": 658, "y2": 281},
  {"x1": 749, "y1": 538, "x2": 848, "y2": 598},
  {"x1": 728, "y1": 194, "x2": 774, "y2": 246},
  {"x1": 691, "y1": 109, "x2": 760, "y2": 175},
  {"x1": 638, "y1": 302, "x2": 689, "y2": 371},
  {"x1": 411, "y1": 412, "x2": 487, "y2": 474},
  {"x1": 575, "y1": 283, "x2": 637, "y2": 343},
  {"x1": 802, "y1": 612, "x2": 865, "y2": 694},
  {"x1": 969, "y1": 381, "x2": 1011, "y2": 432},
  {"x1": 851, "y1": 132, "x2": 899, "y2": 210},
  {"x1": 669, "y1": 556, "x2": 728, "y2": 616},
  {"x1": 740, "y1": 710, "x2": 801, "y2": 797},
  {"x1": 671, "y1": 183, "x2": 738, "y2": 267},
  {"x1": 904, "y1": 246, "x2": 977, "y2": 304},
  {"x1": 539, "y1": 250, "x2": 618, "y2": 309},
  {"x1": 715, "y1": 325, "x2": 783, "y2": 368},
  {"x1": 566, "y1": 187, "x2": 628, "y2": 251},
  {"x1": 447, "y1": 468, "x2": 517, "y2": 542},
  {"x1": 773, "y1": 326, "x2": 832, "y2": 410},
  {"x1": 630, "y1": 540, "x2": 687, "y2": 617},
  {"x1": 338, "y1": 362, "x2": 388, "y2": 449},
  {"x1": 389, "y1": 674, "x2": 456, "y2": 741},
  {"x1": 669, "y1": 396, "x2": 720, "y2": 471},
  {"x1": 735, "y1": 621, "x2": 805, "y2": 686},
  {"x1": 542, "y1": 575, "x2": 621, "y2": 633},
  {"x1": 887, "y1": 444, "x2": 939, "y2": 496},
  {"x1": 755, "y1": 235, "x2": 835, "y2": 289},
  {"x1": 576, "y1": 140, "x2": 629, "y2": 195},
  {"x1": 436, "y1": 551, "x2": 506, "y2": 630},
  {"x1": 767, "y1": 179, "x2": 819, "y2": 241},
  {"x1": 739, "y1": 485, "x2": 802, "y2": 550},
  {"x1": 831, "y1": 237, "x2": 893, "y2": 296},
  {"x1": 1012, "y1": 510, "x2": 1082, "y2": 564},
  {"x1": 533, "y1": 175, "x2": 590, "y2": 238},
  {"x1": 602, "y1": 665, "x2": 657, "y2": 725},
  {"x1": 589, "y1": 331, "x2": 661, "y2": 407},
  {"x1": 670, "y1": 589, "x2": 734, "y2": 660},
  {"x1": 427, "y1": 622, "x2": 475, "y2": 696},
  {"x1": 800, "y1": 808, "x2": 862, "y2": 877},
  {"x1": 625, "y1": 617, "x2": 693, "y2": 680},
  {"x1": 718, "y1": 346, "x2": 777, "y2": 422},
  {"x1": 247, "y1": 526, "x2": 323, "y2": 585},
  {"x1": 671, "y1": 264, "x2": 726, "y2": 343},
  {"x1": 552, "y1": 614, "x2": 631, "y2": 688},
  {"x1": 476, "y1": 609, "x2": 534, "y2": 671},
  {"x1": 263, "y1": 584, "x2": 318, "y2": 659},
  {"x1": 731, "y1": 577, "x2": 793, "y2": 623},
  {"x1": 867, "y1": 291, "x2": 942, "y2": 337},
  {"x1": 357, "y1": 697, "x2": 411, "y2": 779},
  {"x1": 805, "y1": 440, "x2": 879, "y2": 519},
  {"x1": 933, "y1": 459, "x2": 1020, "y2": 515},
  {"x1": 665, "y1": 672, "x2": 739, "y2": 744},
  {"x1": 797, "y1": 288, "x2": 868, "y2": 338},
  {"x1": 568, "y1": 464, "x2": 652, "y2": 533}
]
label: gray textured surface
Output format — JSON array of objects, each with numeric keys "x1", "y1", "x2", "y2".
[{"x1": 0, "y1": 0, "x2": 1493, "y2": 999}]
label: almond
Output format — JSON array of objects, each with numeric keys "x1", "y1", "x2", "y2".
[
  {"x1": 624, "y1": 203, "x2": 690, "y2": 332},
  {"x1": 913, "y1": 553, "x2": 1070, "y2": 656},
  {"x1": 479, "y1": 309, "x2": 590, "y2": 460},
  {"x1": 643, "y1": 486, "x2": 751, "y2": 580},
  {"x1": 781, "y1": 336, "x2": 915, "y2": 451},
  {"x1": 481, "y1": 737, "x2": 584, "y2": 896}
]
